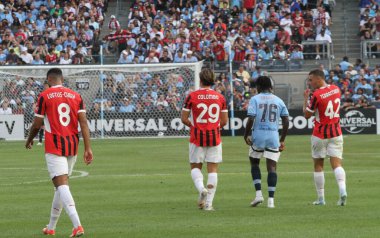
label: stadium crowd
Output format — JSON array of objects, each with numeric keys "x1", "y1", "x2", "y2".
[
  {"x1": 1, "y1": 0, "x2": 380, "y2": 116},
  {"x1": 0, "y1": 0, "x2": 336, "y2": 66},
  {"x1": 0, "y1": 0, "x2": 108, "y2": 65},
  {"x1": 359, "y1": 0, "x2": 380, "y2": 57},
  {"x1": 110, "y1": 0, "x2": 335, "y2": 64}
]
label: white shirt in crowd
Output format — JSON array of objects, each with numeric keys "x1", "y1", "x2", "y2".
[
  {"x1": 20, "y1": 52, "x2": 34, "y2": 64},
  {"x1": 316, "y1": 33, "x2": 332, "y2": 43},
  {"x1": 0, "y1": 107, "x2": 12, "y2": 114}
]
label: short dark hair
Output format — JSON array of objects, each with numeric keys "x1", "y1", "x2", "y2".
[
  {"x1": 309, "y1": 69, "x2": 325, "y2": 80},
  {"x1": 199, "y1": 68, "x2": 215, "y2": 86},
  {"x1": 256, "y1": 76, "x2": 273, "y2": 92},
  {"x1": 47, "y1": 68, "x2": 63, "y2": 79}
]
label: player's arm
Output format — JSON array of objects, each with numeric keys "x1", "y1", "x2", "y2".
[
  {"x1": 181, "y1": 109, "x2": 192, "y2": 127},
  {"x1": 181, "y1": 94, "x2": 192, "y2": 127},
  {"x1": 220, "y1": 111, "x2": 228, "y2": 128},
  {"x1": 78, "y1": 112, "x2": 93, "y2": 165},
  {"x1": 244, "y1": 116, "x2": 255, "y2": 146},
  {"x1": 303, "y1": 88, "x2": 314, "y2": 119},
  {"x1": 279, "y1": 116, "x2": 289, "y2": 152},
  {"x1": 25, "y1": 117, "x2": 43, "y2": 149}
]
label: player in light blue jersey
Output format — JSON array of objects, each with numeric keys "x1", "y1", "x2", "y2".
[{"x1": 244, "y1": 76, "x2": 289, "y2": 208}]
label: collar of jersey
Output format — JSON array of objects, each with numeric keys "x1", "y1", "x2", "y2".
[
  {"x1": 319, "y1": 84, "x2": 330, "y2": 90},
  {"x1": 51, "y1": 85, "x2": 63, "y2": 88}
]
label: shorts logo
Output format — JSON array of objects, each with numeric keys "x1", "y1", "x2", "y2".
[{"x1": 340, "y1": 110, "x2": 376, "y2": 134}]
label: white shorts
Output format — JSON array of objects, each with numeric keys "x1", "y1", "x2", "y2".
[
  {"x1": 189, "y1": 143, "x2": 222, "y2": 164},
  {"x1": 311, "y1": 135, "x2": 343, "y2": 159},
  {"x1": 45, "y1": 153, "x2": 77, "y2": 179},
  {"x1": 249, "y1": 144, "x2": 280, "y2": 162}
]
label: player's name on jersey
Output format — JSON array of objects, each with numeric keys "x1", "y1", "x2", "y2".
[
  {"x1": 47, "y1": 92, "x2": 76, "y2": 100},
  {"x1": 320, "y1": 88, "x2": 339, "y2": 99},
  {"x1": 197, "y1": 94, "x2": 219, "y2": 100}
]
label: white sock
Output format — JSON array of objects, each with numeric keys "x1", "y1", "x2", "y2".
[
  {"x1": 57, "y1": 185, "x2": 81, "y2": 228},
  {"x1": 47, "y1": 189, "x2": 63, "y2": 230},
  {"x1": 191, "y1": 168, "x2": 205, "y2": 193},
  {"x1": 314, "y1": 172, "x2": 325, "y2": 200},
  {"x1": 256, "y1": 190, "x2": 263, "y2": 198},
  {"x1": 206, "y1": 173, "x2": 218, "y2": 206},
  {"x1": 334, "y1": 167, "x2": 347, "y2": 196}
]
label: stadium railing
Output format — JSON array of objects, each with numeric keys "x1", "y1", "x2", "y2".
[{"x1": 361, "y1": 40, "x2": 380, "y2": 67}]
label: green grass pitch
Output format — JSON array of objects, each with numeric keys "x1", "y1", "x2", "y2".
[{"x1": 0, "y1": 135, "x2": 379, "y2": 238}]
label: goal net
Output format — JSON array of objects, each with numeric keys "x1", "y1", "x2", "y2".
[{"x1": 0, "y1": 62, "x2": 203, "y2": 139}]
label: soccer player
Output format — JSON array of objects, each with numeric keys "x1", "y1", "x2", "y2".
[
  {"x1": 244, "y1": 76, "x2": 289, "y2": 208},
  {"x1": 303, "y1": 69, "x2": 347, "y2": 206},
  {"x1": 25, "y1": 68, "x2": 93, "y2": 237},
  {"x1": 181, "y1": 68, "x2": 228, "y2": 211}
]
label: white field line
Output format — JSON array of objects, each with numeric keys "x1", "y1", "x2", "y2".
[
  {"x1": 0, "y1": 170, "x2": 89, "y2": 186},
  {"x1": 86, "y1": 170, "x2": 380, "y2": 178},
  {"x1": 1, "y1": 168, "x2": 379, "y2": 186}
]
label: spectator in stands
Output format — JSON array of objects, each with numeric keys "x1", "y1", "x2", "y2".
[
  {"x1": 119, "y1": 98, "x2": 135, "y2": 113},
  {"x1": 145, "y1": 51, "x2": 159, "y2": 63},
  {"x1": 118, "y1": 50, "x2": 133, "y2": 64},
  {"x1": 184, "y1": 50, "x2": 198, "y2": 62},
  {"x1": 0, "y1": 48, "x2": 7, "y2": 64},
  {"x1": 20, "y1": 47, "x2": 34, "y2": 64},
  {"x1": 31, "y1": 54, "x2": 44, "y2": 64},
  {"x1": 236, "y1": 65, "x2": 251, "y2": 91},
  {"x1": 109, "y1": 15, "x2": 120, "y2": 34},
  {"x1": 159, "y1": 49, "x2": 172, "y2": 63},
  {"x1": 355, "y1": 77, "x2": 373, "y2": 95},
  {"x1": 313, "y1": 6, "x2": 331, "y2": 34},
  {"x1": 315, "y1": 28, "x2": 332, "y2": 59},
  {"x1": 174, "y1": 49, "x2": 185, "y2": 63},
  {"x1": 339, "y1": 56, "x2": 351, "y2": 71},
  {"x1": 0, "y1": 99, "x2": 12, "y2": 114},
  {"x1": 276, "y1": 27, "x2": 291, "y2": 50}
]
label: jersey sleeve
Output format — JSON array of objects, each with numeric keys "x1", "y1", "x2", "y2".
[
  {"x1": 78, "y1": 95, "x2": 86, "y2": 113},
  {"x1": 306, "y1": 92, "x2": 318, "y2": 113},
  {"x1": 34, "y1": 94, "x2": 46, "y2": 118},
  {"x1": 247, "y1": 97, "x2": 257, "y2": 117},
  {"x1": 220, "y1": 95, "x2": 228, "y2": 112},
  {"x1": 182, "y1": 94, "x2": 192, "y2": 111}
]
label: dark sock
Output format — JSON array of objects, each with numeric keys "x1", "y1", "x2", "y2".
[
  {"x1": 267, "y1": 172, "x2": 277, "y2": 198},
  {"x1": 251, "y1": 164, "x2": 261, "y2": 191}
]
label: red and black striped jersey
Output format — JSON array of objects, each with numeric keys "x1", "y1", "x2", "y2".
[
  {"x1": 35, "y1": 85, "x2": 85, "y2": 156},
  {"x1": 183, "y1": 88, "x2": 228, "y2": 147},
  {"x1": 306, "y1": 84, "x2": 342, "y2": 139}
]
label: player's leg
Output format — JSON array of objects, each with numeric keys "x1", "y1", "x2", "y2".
[
  {"x1": 263, "y1": 149, "x2": 280, "y2": 208},
  {"x1": 204, "y1": 144, "x2": 222, "y2": 211},
  {"x1": 311, "y1": 136, "x2": 327, "y2": 205},
  {"x1": 46, "y1": 154, "x2": 83, "y2": 236},
  {"x1": 189, "y1": 143, "x2": 207, "y2": 209},
  {"x1": 205, "y1": 162, "x2": 218, "y2": 211},
  {"x1": 44, "y1": 187, "x2": 63, "y2": 234},
  {"x1": 327, "y1": 136, "x2": 347, "y2": 206},
  {"x1": 313, "y1": 159, "x2": 326, "y2": 205},
  {"x1": 249, "y1": 145, "x2": 264, "y2": 206}
]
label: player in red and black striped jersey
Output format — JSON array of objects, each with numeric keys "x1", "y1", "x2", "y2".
[
  {"x1": 303, "y1": 69, "x2": 347, "y2": 206},
  {"x1": 25, "y1": 68, "x2": 93, "y2": 237},
  {"x1": 181, "y1": 68, "x2": 228, "y2": 211}
]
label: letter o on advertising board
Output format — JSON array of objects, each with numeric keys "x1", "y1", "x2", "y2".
[{"x1": 293, "y1": 116, "x2": 307, "y2": 129}]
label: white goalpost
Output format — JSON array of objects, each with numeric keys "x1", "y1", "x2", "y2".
[{"x1": 0, "y1": 62, "x2": 203, "y2": 139}]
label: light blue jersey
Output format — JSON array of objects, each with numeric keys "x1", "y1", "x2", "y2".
[{"x1": 247, "y1": 92, "x2": 289, "y2": 149}]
